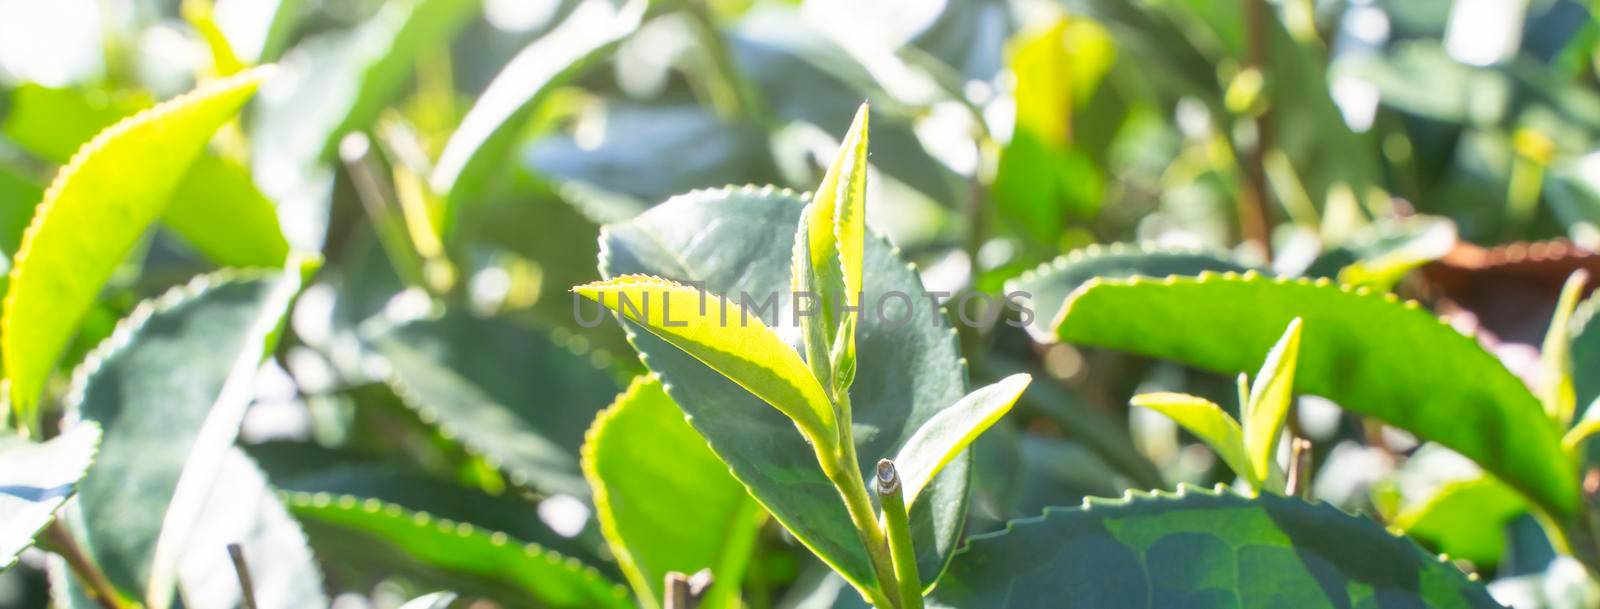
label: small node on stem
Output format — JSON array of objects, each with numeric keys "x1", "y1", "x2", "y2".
[
  {"x1": 876, "y1": 459, "x2": 923, "y2": 609},
  {"x1": 663, "y1": 569, "x2": 714, "y2": 609},
  {"x1": 1285, "y1": 438, "x2": 1313, "y2": 499}
]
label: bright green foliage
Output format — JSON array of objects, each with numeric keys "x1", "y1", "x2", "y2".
[
  {"x1": 1052, "y1": 272, "x2": 1578, "y2": 518},
  {"x1": 1130, "y1": 393, "x2": 1255, "y2": 488},
  {"x1": 370, "y1": 312, "x2": 619, "y2": 497},
  {"x1": 1243, "y1": 318, "x2": 1302, "y2": 485},
  {"x1": 0, "y1": 423, "x2": 100, "y2": 569},
  {"x1": 1, "y1": 85, "x2": 153, "y2": 163},
  {"x1": 796, "y1": 103, "x2": 870, "y2": 396},
  {"x1": 65, "y1": 270, "x2": 304, "y2": 609},
  {"x1": 0, "y1": 84, "x2": 289, "y2": 269},
  {"x1": 1, "y1": 68, "x2": 268, "y2": 418},
  {"x1": 574, "y1": 275, "x2": 837, "y2": 444},
  {"x1": 1395, "y1": 476, "x2": 1528, "y2": 566},
  {"x1": 894, "y1": 374, "x2": 1032, "y2": 506},
  {"x1": 163, "y1": 154, "x2": 291, "y2": 268},
  {"x1": 432, "y1": 0, "x2": 643, "y2": 223},
  {"x1": 928, "y1": 486, "x2": 1501, "y2": 608},
  {"x1": 582, "y1": 376, "x2": 762, "y2": 609},
  {"x1": 1007, "y1": 244, "x2": 1251, "y2": 340},
  {"x1": 600, "y1": 186, "x2": 969, "y2": 591},
  {"x1": 286, "y1": 492, "x2": 631, "y2": 609}
]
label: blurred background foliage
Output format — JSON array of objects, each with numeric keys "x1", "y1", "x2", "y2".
[{"x1": 3, "y1": 0, "x2": 1600, "y2": 607}]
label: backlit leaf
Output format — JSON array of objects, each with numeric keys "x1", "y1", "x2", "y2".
[
  {"x1": 2, "y1": 68, "x2": 269, "y2": 417},
  {"x1": 1130, "y1": 392, "x2": 1255, "y2": 488},
  {"x1": 894, "y1": 374, "x2": 1030, "y2": 505}
]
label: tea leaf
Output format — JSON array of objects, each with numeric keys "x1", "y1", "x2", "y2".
[
  {"x1": 582, "y1": 376, "x2": 761, "y2": 609},
  {"x1": 1007, "y1": 244, "x2": 1251, "y2": 341},
  {"x1": 1540, "y1": 271, "x2": 1587, "y2": 423},
  {"x1": 369, "y1": 312, "x2": 619, "y2": 497},
  {"x1": 163, "y1": 154, "x2": 290, "y2": 268},
  {"x1": 1243, "y1": 317, "x2": 1302, "y2": 485},
  {"x1": 1394, "y1": 476, "x2": 1527, "y2": 566},
  {"x1": 574, "y1": 275, "x2": 836, "y2": 443},
  {"x1": 65, "y1": 269, "x2": 304, "y2": 608},
  {"x1": 796, "y1": 103, "x2": 869, "y2": 396},
  {"x1": 1129, "y1": 392, "x2": 1255, "y2": 488},
  {"x1": 600, "y1": 186, "x2": 969, "y2": 590},
  {"x1": 927, "y1": 486, "x2": 1500, "y2": 608},
  {"x1": 286, "y1": 492, "x2": 631, "y2": 609},
  {"x1": 0, "y1": 423, "x2": 100, "y2": 569},
  {"x1": 2, "y1": 68, "x2": 268, "y2": 417},
  {"x1": 432, "y1": 0, "x2": 643, "y2": 223},
  {"x1": 1053, "y1": 272, "x2": 1578, "y2": 518},
  {"x1": 894, "y1": 374, "x2": 1031, "y2": 506}
]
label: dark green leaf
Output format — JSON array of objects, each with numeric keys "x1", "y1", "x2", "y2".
[
  {"x1": 368, "y1": 311, "x2": 619, "y2": 497},
  {"x1": 927, "y1": 486, "x2": 1500, "y2": 608},
  {"x1": 66, "y1": 269, "x2": 305, "y2": 608}
]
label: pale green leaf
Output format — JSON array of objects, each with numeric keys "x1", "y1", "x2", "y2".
[
  {"x1": 2, "y1": 68, "x2": 269, "y2": 416},
  {"x1": 1051, "y1": 271, "x2": 1578, "y2": 518},
  {"x1": 927, "y1": 486, "x2": 1500, "y2": 608},
  {"x1": 1542, "y1": 271, "x2": 1588, "y2": 424},
  {"x1": 574, "y1": 274, "x2": 836, "y2": 443},
  {"x1": 65, "y1": 269, "x2": 304, "y2": 609},
  {"x1": 398, "y1": 592, "x2": 457, "y2": 609},
  {"x1": 797, "y1": 103, "x2": 869, "y2": 394},
  {"x1": 1130, "y1": 392, "x2": 1255, "y2": 487},
  {"x1": 163, "y1": 154, "x2": 290, "y2": 268},
  {"x1": 894, "y1": 374, "x2": 1031, "y2": 506},
  {"x1": 0, "y1": 423, "x2": 100, "y2": 569},
  {"x1": 582, "y1": 376, "x2": 761, "y2": 609},
  {"x1": 1244, "y1": 317, "x2": 1303, "y2": 485}
]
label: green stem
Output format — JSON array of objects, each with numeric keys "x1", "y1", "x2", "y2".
[
  {"x1": 876, "y1": 460, "x2": 924, "y2": 609},
  {"x1": 818, "y1": 391, "x2": 900, "y2": 608}
]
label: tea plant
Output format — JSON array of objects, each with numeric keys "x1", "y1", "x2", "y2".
[{"x1": 1, "y1": 0, "x2": 1599, "y2": 607}]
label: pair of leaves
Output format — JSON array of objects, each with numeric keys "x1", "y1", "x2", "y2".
[
  {"x1": 2, "y1": 68, "x2": 270, "y2": 420},
  {"x1": 65, "y1": 269, "x2": 307, "y2": 609},
  {"x1": 926, "y1": 486, "x2": 1499, "y2": 608},
  {"x1": 583, "y1": 376, "x2": 762, "y2": 609},
  {"x1": 1046, "y1": 271, "x2": 1579, "y2": 519}
]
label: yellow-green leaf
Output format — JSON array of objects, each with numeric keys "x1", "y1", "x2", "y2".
[
  {"x1": 892, "y1": 374, "x2": 1031, "y2": 506},
  {"x1": 1542, "y1": 270, "x2": 1587, "y2": 424},
  {"x1": 1, "y1": 67, "x2": 269, "y2": 418},
  {"x1": 583, "y1": 376, "x2": 761, "y2": 609},
  {"x1": 1131, "y1": 392, "x2": 1258, "y2": 488},
  {"x1": 797, "y1": 103, "x2": 868, "y2": 394},
  {"x1": 572, "y1": 275, "x2": 835, "y2": 443},
  {"x1": 1244, "y1": 317, "x2": 1303, "y2": 485},
  {"x1": 163, "y1": 154, "x2": 290, "y2": 268}
]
